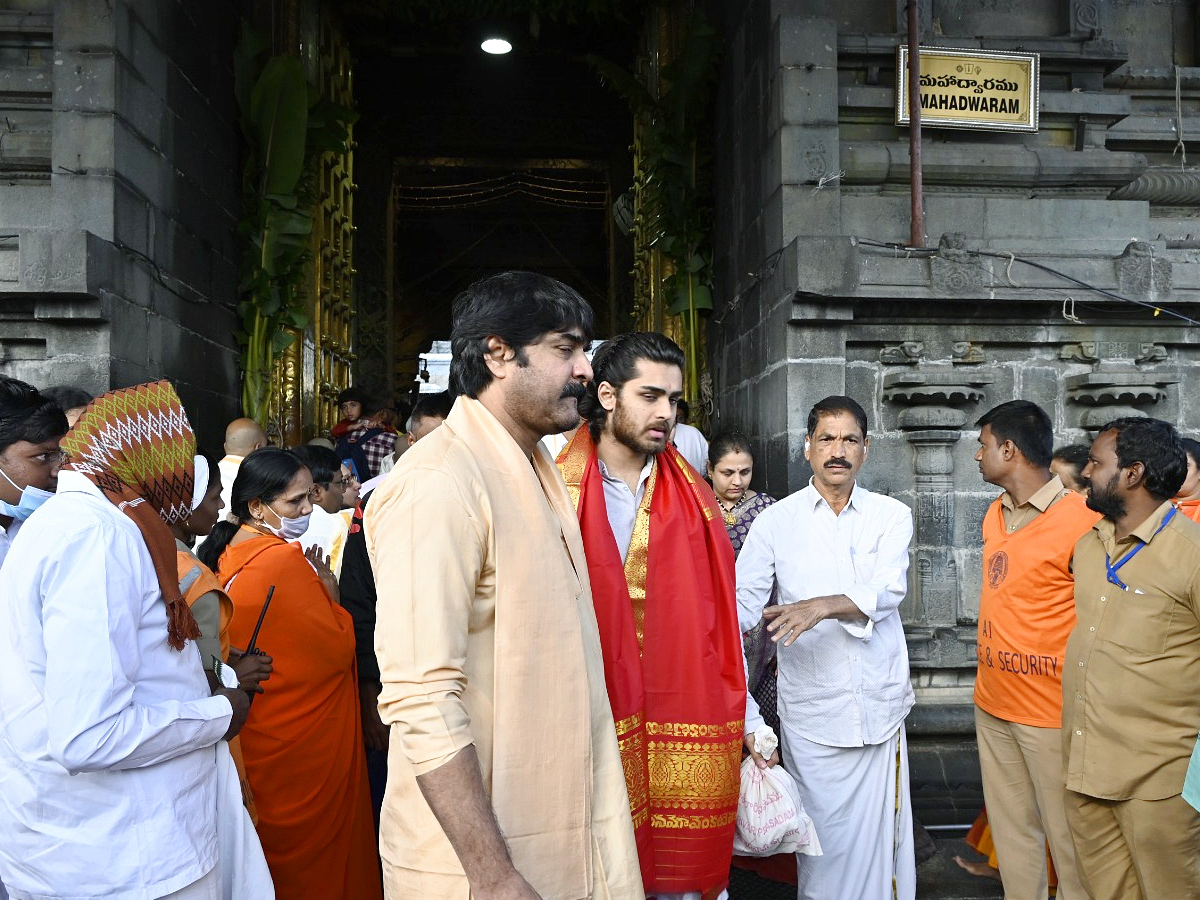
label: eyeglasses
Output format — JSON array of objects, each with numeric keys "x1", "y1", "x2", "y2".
[{"x1": 336, "y1": 476, "x2": 355, "y2": 487}]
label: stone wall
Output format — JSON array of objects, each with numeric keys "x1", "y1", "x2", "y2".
[
  {"x1": 711, "y1": 0, "x2": 1200, "y2": 822},
  {"x1": 0, "y1": 0, "x2": 242, "y2": 448}
]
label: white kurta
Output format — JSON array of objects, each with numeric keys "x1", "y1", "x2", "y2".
[
  {"x1": 0, "y1": 472, "x2": 234, "y2": 900},
  {"x1": 671, "y1": 423, "x2": 709, "y2": 475},
  {"x1": 292, "y1": 503, "x2": 350, "y2": 578},
  {"x1": 0, "y1": 517, "x2": 18, "y2": 571},
  {"x1": 737, "y1": 480, "x2": 916, "y2": 900}
]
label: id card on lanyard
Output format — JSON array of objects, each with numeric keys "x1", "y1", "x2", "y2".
[{"x1": 1104, "y1": 506, "x2": 1176, "y2": 592}]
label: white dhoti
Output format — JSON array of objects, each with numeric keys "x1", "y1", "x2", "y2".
[
  {"x1": 213, "y1": 741, "x2": 274, "y2": 900},
  {"x1": 783, "y1": 727, "x2": 916, "y2": 900}
]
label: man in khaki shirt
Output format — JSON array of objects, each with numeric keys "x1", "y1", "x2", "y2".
[
  {"x1": 1064, "y1": 416, "x2": 1200, "y2": 900},
  {"x1": 366, "y1": 272, "x2": 643, "y2": 900}
]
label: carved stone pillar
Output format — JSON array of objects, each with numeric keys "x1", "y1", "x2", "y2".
[
  {"x1": 883, "y1": 369, "x2": 993, "y2": 667},
  {"x1": 1060, "y1": 343, "x2": 1179, "y2": 430}
]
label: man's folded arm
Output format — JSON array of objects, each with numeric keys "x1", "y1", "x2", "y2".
[
  {"x1": 371, "y1": 469, "x2": 486, "y2": 771},
  {"x1": 42, "y1": 527, "x2": 232, "y2": 774},
  {"x1": 735, "y1": 516, "x2": 777, "y2": 633},
  {"x1": 839, "y1": 504, "x2": 914, "y2": 639}
]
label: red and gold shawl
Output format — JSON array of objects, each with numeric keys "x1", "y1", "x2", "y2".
[
  {"x1": 61, "y1": 380, "x2": 201, "y2": 650},
  {"x1": 559, "y1": 428, "x2": 745, "y2": 897}
]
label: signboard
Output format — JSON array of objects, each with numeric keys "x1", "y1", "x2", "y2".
[{"x1": 896, "y1": 46, "x2": 1039, "y2": 133}]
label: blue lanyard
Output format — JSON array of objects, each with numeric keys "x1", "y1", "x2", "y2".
[{"x1": 1104, "y1": 506, "x2": 1176, "y2": 591}]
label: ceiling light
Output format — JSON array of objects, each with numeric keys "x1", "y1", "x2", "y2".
[{"x1": 481, "y1": 37, "x2": 512, "y2": 55}]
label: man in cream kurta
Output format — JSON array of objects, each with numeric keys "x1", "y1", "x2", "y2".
[{"x1": 365, "y1": 271, "x2": 642, "y2": 900}]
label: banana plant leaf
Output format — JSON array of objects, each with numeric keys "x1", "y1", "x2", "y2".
[{"x1": 250, "y1": 56, "x2": 309, "y2": 197}]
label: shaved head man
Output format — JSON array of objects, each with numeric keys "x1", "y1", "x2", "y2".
[
  {"x1": 197, "y1": 418, "x2": 269, "y2": 551},
  {"x1": 224, "y1": 418, "x2": 267, "y2": 458}
]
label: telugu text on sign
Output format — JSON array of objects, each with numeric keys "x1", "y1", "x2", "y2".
[{"x1": 896, "y1": 46, "x2": 1039, "y2": 133}]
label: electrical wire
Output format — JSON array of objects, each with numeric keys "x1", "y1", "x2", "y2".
[{"x1": 854, "y1": 238, "x2": 1200, "y2": 327}]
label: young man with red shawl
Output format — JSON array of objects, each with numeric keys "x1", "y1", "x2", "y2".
[
  {"x1": 0, "y1": 381, "x2": 254, "y2": 900},
  {"x1": 558, "y1": 332, "x2": 746, "y2": 900}
]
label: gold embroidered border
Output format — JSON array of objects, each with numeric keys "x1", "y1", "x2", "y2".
[
  {"x1": 556, "y1": 431, "x2": 591, "y2": 510},
  {"x1": 670, "y1": 449, "x2": 716, "y2": 523},
  {"x1": 624, "y1": 462, "x2": 656, "y2": 652},
  {"x1": 614, "y1": 709, "x2": 650, "y2": 830},
  {"x1": 647, "y1": 738, "x2": 742, "y2": 805},
  {"x1": 652, "y1": 811, "x2": 739, "y2": 830},
  {"x1": 646, "y1": 720, "x2": 744, "y2": 739},
  {"x1": 613, "y1": 710, "x2": 644, "y2": 735}
]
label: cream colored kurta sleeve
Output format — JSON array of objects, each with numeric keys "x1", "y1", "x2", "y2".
[{"x1": 368, "y1": 467, "x2": 488, "y2": 776}]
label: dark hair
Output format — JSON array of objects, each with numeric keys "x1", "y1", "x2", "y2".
[
  {"x1": 337, "y1": 387, "x2": 366, "y2": 407},
  {"x1": 41, "y1": 385, "x2": 94, "y2": 412},
  {"x1": 1097, "y1": 416, "x2": 1187, "y2": 502},
  {"x1": 1053, "y1": 444, "x2": 1090, "y2": 469},
  {"x1": 196, "y1": 447, "x2": 309, "y2": 569},
  {"x1": 579, "y1": 332, "x2": 685, "y2": 440},
  {"x1": 708, "y1": 432, "x2": 753, "y2": 468},
  {"x1": 449, "y1": 271, "x2": 594, "y2": 399},
  {"x1": 410, "y1": 391, "x2": 454, "y2": 429},
  {"x1": 0, "y1": 376, "x2": 69, "y2": 455},
  {"x1": 806, "y1": 396, "x2": 868, "y2": 439},
  {"x1": 975, "y1": 400, "x2": 1053, "y2": 468},
  {"x1": 289, "y1": 444, "x2": 340, "y2": 486},
  {"x1": 1181, "y1": 437, "x2": 1200, "y2": 470}
]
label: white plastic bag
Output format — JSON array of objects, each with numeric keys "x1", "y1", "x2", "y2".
[{"x1": 733, "y1": 727, "x2": 822, "y2": 857}]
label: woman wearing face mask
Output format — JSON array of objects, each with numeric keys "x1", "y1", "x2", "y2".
[{"x1": 198, "y1": 447, "x2": 383, "y2": 900}]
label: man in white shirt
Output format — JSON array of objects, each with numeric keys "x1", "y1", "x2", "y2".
[
  {"x1": 0, "y1": 377, "x2": 68, "y2": 570},
  {"x1": 738, "y1": 395, "x2": 916, "y2": 900},
  {"x1": 0, "y1": 380, "x2": 251, "y2": 900},
  {"x1": 290, "y1": 443, "x2": 354, "y2": 578},
  {"x1": 217, "y1": 418, "x2": 267, "y2": 520},
  {"x1": 670, "y1": 399, "x2": 709, "y2": 474}
]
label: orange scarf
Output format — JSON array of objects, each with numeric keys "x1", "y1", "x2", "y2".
[
  {"x1": 559, "y1": 428, "x2": 744, "y2": 896},
  {"x1": 61, "y1": 381, "x2": 200, "y2": 650}
]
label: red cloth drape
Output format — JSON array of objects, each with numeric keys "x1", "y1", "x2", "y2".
[{"x1": 560, "y1": 430, "x2": 744, "y2": 896}]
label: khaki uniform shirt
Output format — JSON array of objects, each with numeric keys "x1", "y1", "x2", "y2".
[
  {"x1": 999, "y1": 474, "x2": 1070, "y2": 532},
  {"x1": 1063, "y1": 501, "x2": 1200, "y2": 800}
]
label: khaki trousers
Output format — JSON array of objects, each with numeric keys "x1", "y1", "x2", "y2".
[
  {"x1": 1064, "y1": 789, "x2": 1200, "y2": 900},
  {"x1": 975, "y1": 707, "x2": 1084, "y2": 900}
]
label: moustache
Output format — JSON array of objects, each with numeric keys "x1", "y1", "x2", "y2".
[
  {"x1": 560, "y1": 382, "x2": 586, "y2": 401},
  {"x1": 824, "y1": 458, "x2": 851, "y2": 469}
]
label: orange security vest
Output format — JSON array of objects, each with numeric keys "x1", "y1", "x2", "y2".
[
  {"x1": 1176, "y1": 498, "x2": 1200, "y2": 524},
  {"x1": 974, "y1": 490, "x2": 1099, "y2": 728}
]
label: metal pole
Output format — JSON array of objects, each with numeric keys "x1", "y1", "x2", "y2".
[{"x1": 907, "y1": 0, "x2": 925, "y2": 248}]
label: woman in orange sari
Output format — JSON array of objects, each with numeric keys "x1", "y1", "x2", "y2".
[{"x1": 199, "y1": 448, "x2": 381, "y2": 900}]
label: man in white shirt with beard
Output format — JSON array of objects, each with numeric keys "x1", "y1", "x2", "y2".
[{"x1": 737, "y1": 395, "x2": 916, "y2": 900}]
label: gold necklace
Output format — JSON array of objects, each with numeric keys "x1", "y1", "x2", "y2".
[{"x1": 719, "y1": 496, "x2": 741, "y2": 526}]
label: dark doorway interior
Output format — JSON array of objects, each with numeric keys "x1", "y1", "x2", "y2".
[{"x1": 342, "y1": 9, "x2": 638, "y2": 398}]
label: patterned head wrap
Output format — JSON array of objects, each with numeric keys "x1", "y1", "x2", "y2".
[{"x1": 61, "y1": 381, "x2": 202, "y2": 650}]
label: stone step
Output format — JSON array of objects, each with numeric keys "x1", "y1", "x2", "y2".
[{"x1": 728, "y1": 837, "x2": 1010, "y2": 900}]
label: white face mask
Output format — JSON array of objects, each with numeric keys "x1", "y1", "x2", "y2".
[
  {"x1": 0, "y1": 465, "x2": 54, "y2": 521},
  {"x1": 261, "y1": 503, "x2": 310, "y2": 541}
]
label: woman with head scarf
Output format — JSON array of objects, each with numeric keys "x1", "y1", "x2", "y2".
[
  {"x1": 199, "y1": 447, "x2": 382, "y2": 900},
  {"x1": 0, "y1": 380, "x2": 252, "y2": 900}
]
